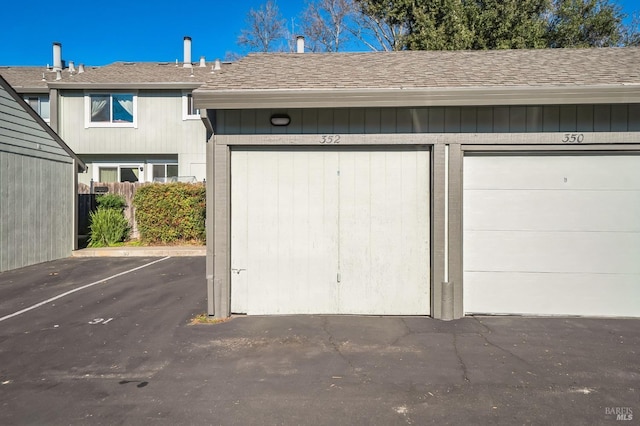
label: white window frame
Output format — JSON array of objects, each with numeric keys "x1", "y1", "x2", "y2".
[
  {"x1": 24, "y1": 95, "x2": 50, "y2": 123},
  {"x1": 182, "y1": 91, "x2": 200, "y2": 121},
  {"x1": 149, "y1": 161, "x2": 179, "y2": 182},
  {"x1": 85, "y1": 92, "x2": 138, "y2": 128},
  {"x1": 92, "y1": 163, "x2": 145, "y2": 183}
]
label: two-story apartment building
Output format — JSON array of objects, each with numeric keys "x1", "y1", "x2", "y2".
[{"x1": 1, "y1": 38, "x2": 215, "y2": 185}]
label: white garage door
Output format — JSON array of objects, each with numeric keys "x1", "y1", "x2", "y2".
[
  {"x1": 231, "y1": 147, "x2": 430, "y2": 315},
  {"x1": 464, "y1": 154, "x2": 640, "y2": 317}
]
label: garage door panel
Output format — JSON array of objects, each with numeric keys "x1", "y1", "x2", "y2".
[
  {"x1": 232, "y1": 148, "x2": 430, "y2": 315},
  {"x1": 338, "y1": 150, "x2": 430, "y2": 315},
  {"x1": 230, "y1": 152, "x2": 249, "y2": 313},
  {"x1": 465, "y1": 230, "x2": 640, "y2": 275},
  {"x1": 338, "y1": 151, "x2": 373, "y2": 314},
  {"x1": 465, "y1": 272, "x2": 640, "y2": 317},
  {"x1": 465, "y1": 190, "x2": 640, "y2": 232},
  {"x1": 233, "y1": 150, "x2": 340, "y2": 314},
  {"x1": 464, "y1": 155, "x2": 640, "y2": 190},
  {"x1": 464, "y1": 154, "x2": 640, "y2": 317}
]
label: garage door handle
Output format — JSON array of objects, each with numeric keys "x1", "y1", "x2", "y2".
[{"x1": 231, "y1": 268, "x2": 246, "y2": 275}]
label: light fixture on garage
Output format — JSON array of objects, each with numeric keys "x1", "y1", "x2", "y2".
[{"x1": 270, "y1": 114, "x2": 291, "y2": 126}]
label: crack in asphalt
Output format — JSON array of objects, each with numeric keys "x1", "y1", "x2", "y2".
[
  {"x1": 321, "y1": 317, "x2": 370, "y2": 383},
  {"x1": 453, "y1": 333, "x2": 471, "y2": 383},
  {"x1": 472, "y1": 317, "x2": 537, "y2": 373},
  {"x1": 390, "y1": 318, "x2": 413, "y2": 347},
  {"x1": 472, "y1": 316, "x2": 492, "y2": 334}
]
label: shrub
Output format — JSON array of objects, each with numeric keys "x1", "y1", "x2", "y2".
[
  {"x1": 88, "y1": 208, "x2": 130, "y2": 247},
  {"x1": 96, "y1": 193, "x2": 127, "y2": 210},
  {"x1": 133, "y1": 183, "x2": 206, "y2": 244}
]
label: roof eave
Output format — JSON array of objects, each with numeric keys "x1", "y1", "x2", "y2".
[
  {"x1": 9, "y1": 87, "x2": 50, "y2": 94},
  {"x1": 48, "y1": 82, "x2": 205, "y2": 90},
  {"x1": 193, "y1": 85, "x2": 640, "y2": 109}
]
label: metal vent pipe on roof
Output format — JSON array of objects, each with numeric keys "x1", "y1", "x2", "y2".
[
  {"x1": 214, "y1": 59, "x2": 221, "y2": 71},
  {"x1": 183, "y1": 36, "x2": 192, "y2": 68},
  {"x1": 199, "y1": 56, "x2": 206, "y2": 67},
  {"x1": 78, "y1": 64, "x2": 85, "y2": 73},
  {"x1": 296, "y1": 35, "x2": 305, "y2": 53},
  {"x1": 52, "y1": 42, "x2": 62, "y2": 71},
  {"x1": 68, "y1": 61, "x2": 76, "y2": 73}
]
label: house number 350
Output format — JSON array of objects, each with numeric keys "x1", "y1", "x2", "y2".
[
  {"x1": 562, "y1": 133, "x2": 584, "y2": 143},
  {"x1": 320, "y1": 135, "x2": 341, "y2": 144}
]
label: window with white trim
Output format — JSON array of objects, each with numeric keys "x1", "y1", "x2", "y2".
[
  {"x1": 85, "y1": 93, "x2": 137, "y2": 127},
  {"x1": 24, "y1": 95, "x2": 50, "y2": 122},
  {"x1": 95, "y1": 164, "x2": 143, "y2": 183},
  {"x1": 152, "y1": 163, "x2": 179, "y2": 182},
  {"x1": 182, "y1": 92, "x2": 200, "y2": 120}
]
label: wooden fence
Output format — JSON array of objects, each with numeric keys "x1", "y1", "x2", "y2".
[{"x1": 78, "y1": 182, "x2": 149, "y2": 239}]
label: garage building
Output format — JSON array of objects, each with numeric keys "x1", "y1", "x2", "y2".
[
  {"x1": 194, "y1": 47, "x2": 640, "y2": 319},
  {"x1": 0, "y1": 76, "x2": 85, "y2": 272}
]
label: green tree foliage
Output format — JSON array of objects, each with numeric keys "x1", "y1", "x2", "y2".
[
  {"x1": 242, "y1": 0, "x2": 638, "y2": 51},
  {"x1": 96, "y1": 193, "x2": 127, "y2": 211},
  {"x1": 133, "y1": 183, "x2": 206, "y2": 245},
  {"x1": 466, "y1": 0, "x2": 549, "y2": 49},
  {"x1": 404, "y1": 0, "x2": 474, "y2": 50},
  {"x1": 350, "y1": 0, "x2": 637, "y2": 49},
  {"x1": 547, "y1": 0, "x2": 625, "y2": 47}
]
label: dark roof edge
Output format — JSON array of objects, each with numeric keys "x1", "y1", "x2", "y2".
[
  {"x1": 193, "y1": 85, "x2": 640, "y2": 109},
  {"x1": 9, "y1": 87, "x2": 50, "y2": 94},
  {"x1": 0, "y1": 75, "x2": 86, "y2": 172},
  {"x1": 49, "y1": 82, "x2": 205, "y2": 90}
]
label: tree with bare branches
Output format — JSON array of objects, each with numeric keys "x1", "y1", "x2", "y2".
[
  {"x1": 238, "y1": 0, "x2": 287, "y2": 52},
  {"x1": 301, "y1": 0, "x2": 356, "y2": 52}
]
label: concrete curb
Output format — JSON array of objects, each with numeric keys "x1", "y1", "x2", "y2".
[{"x1": 72, "y1": 246, "x2": 206, "y2": 257}]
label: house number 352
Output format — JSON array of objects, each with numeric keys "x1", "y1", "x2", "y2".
[{"x1": 320, "y1": 135, "x2": 341, "y2": 144}]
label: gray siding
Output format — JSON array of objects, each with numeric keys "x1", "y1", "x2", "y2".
[
  {"x1": 0, "y1": 84, "x2": 75, "y2": 272},
  {"x1": 0, "y1": 88, "x2": 72, "y2": 164},
  {"x1": 0, "y1": 150, "x2": 74, "y2": 272},
  {"x1": 216, "y1": 105, "x2": 640, "y2": 135}
]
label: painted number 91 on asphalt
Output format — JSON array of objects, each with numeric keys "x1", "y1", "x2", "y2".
[{"x1": 88, "y1": 318, "x2": 114, "y2": 325}]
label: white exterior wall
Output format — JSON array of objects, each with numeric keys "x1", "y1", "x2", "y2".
[{"x1": 59, "y1": 90, "x2": 206, "y2": 182}]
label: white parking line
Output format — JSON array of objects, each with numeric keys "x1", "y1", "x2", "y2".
[{"x1": 0, "y1": 257, "x2": 171, "y2": 323}]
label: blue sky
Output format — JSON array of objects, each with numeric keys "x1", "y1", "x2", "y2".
[{"x1": 1, "y1": 0, "x2": 638, "y2": 66}]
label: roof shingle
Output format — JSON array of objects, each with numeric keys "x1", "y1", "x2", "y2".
[{"x1": 198, "y1": 48, "x2": 640, "y2": 91}]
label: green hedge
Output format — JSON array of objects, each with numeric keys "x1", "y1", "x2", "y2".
[{"x1": 133, "y1": 183, "x2": 206, "y2": 244}]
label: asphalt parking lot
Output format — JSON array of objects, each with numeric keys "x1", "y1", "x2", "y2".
[{"x1": 0, "y1": 257, "x2": 638, "y2": 425}]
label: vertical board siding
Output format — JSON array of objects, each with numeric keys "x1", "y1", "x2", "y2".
[
  {"x1": 594, "y1": 105, "x2": 611, "y2": 131},
  {"x1": 630, "y1": 105, "x2": 640, "y2": 131},
  {"x1": 216, "y1": 105, "x2": 640, "y2": 135},
  {"x1": 1, "y1": 83, "x2": 75, "y2": 272},
  {"x1": 0, "y1": 151, "x2": 73, "y2": 272}
]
